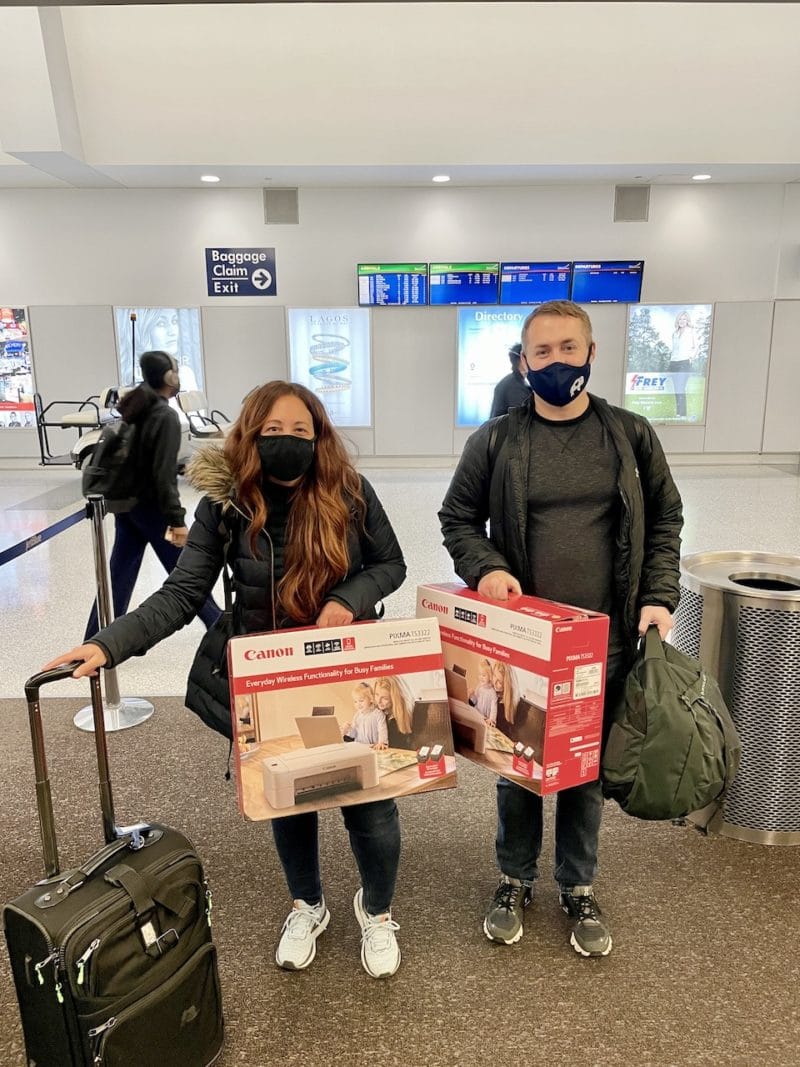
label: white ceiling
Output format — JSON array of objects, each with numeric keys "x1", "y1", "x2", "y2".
[{"x1": 1, "y1": 3, "x2": 799, "y2": 191}]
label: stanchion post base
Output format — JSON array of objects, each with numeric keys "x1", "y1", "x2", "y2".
[{"x1": 73, "y1": 697, "x2": 155, "y2": 733}]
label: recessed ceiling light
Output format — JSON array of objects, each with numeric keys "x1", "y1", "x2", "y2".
[
  {"x1": 201, "y1": 174, "x2": 221, "y2": 183},
  {"x1": 432, "y1": 174, "x2": 451, "y2": 183},
  {"x1": 692, "y1": 174, "x2": 712, "y2": 181}
]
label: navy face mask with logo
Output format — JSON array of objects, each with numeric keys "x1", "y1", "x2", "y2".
[
  {"x1": 257, "y1": 434, "x2": 315, "y2": 482},
  {"x1": 527, "y1": 354, "x2": 592, "y2": 407}
]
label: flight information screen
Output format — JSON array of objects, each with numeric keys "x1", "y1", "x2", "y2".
[
  {"x1": 357, "y1": 263, "x2": 428, "y2": 306},
  {"x1": 499, "y1": 262, "x2": 573, "y2": 305},
  {"x1": 571, "y1": 261, "x2": 644, "y2": 303},
  {"x1": 428, "y1": 262, "x2": 500, "y2": 305}
]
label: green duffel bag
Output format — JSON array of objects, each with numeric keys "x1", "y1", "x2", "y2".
[{"x1": 601, "y1": 627, "x2": 741, "y2": 827}]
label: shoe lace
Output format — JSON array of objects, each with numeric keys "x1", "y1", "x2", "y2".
[
  {"x1": 493, "y1": 880, "x2": 524, "y2": 912},
  {"x1": 362, "y1": 916, "x2": 400, "y2": 953},
  {"x1": 572, "y1": 893, "x2": 601, "y2": 924},
  {"x1": 284, "y1": 905, "x2": 321, "y2": 941}
]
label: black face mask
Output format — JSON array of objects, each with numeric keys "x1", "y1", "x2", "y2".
[{"x1": 256, "y1": 434, "x2": 315, "y2": 483}]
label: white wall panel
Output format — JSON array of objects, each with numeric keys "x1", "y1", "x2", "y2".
[
  {"x1": 200, "y1": 306, "x2": 287, "y2": 424},
  {"x1": 762, "y1": 301, "x2": 800, "y2": 453},
  {"x1": 703, "y1": 302, "x2": 773, "y2": 453},
  {"x1": 373, "y1": 308, "x2": 455, "y2": 456}
]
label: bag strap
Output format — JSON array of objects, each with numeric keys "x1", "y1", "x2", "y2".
[
  {"x1": 487, "y1": 415, "x2": 509, "y2": 471},
  {"x1": 217, "y1": 510, "x2": 234, "y2": 616},
  {"x1": 643, "y1": 624, "x2": 666, "y2": 660}
]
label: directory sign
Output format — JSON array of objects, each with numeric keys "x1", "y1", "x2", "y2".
[
  {"x1": 456, "y1": 307, "x2": 528, "y2": 426},
  {"x1": 571, "y1": 261, "x2": 644, "y2": 304},
  {"x1": 288, "y1": 307, "x2": 371, "y2": 427},
  {"x1": 0, "y1": 307, "x2": 35, "y2": 428},
  {"x1": 115, "y1": 307, "x2": 205, "y2": 391},
  {"x1": 429, "y1": 262, "x2": 500, "y2": 306},
  {"x1": 499, "y1": 262, "x2": 573, "y2": 305},
  {"x1": 357, "y1": 263, "x2": 428, "y2": 306},
  {"x1": 623, "y1": 304, "x2": 713, "y2": 424}
]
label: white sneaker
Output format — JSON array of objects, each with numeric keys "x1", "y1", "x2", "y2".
[
  {"x1": 275, "y1": 898, "x2": 330, "y2": 970},
  {"x1": 353, "y1": 888, "x2": 401, "y2": 978}
]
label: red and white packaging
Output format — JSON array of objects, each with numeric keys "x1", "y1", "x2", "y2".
[
  {"x1": 227, "y1": 616, "x2": 457, "y2": 820},
  {"x1": 416, "y1": 583, "x2": 609, "y2": 795}
]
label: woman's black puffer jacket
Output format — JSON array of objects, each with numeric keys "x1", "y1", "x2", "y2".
[{"x1": 91, "y1": 446, "x2": 407, "y2": 737}]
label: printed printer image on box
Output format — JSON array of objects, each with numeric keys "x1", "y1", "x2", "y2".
[
  {"x1": 227, "y1": 616, "x2": 457, "y2": 820},
  {"x1": 416, "y1": 583, "x2": 609, "y2": 796}
]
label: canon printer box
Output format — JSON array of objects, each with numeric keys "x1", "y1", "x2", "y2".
[
  {"x1": 416, "y1": 583, "x2": 609, "y2": 796},
  {"x1": 227, "y1": 616, "x2": 456, "y2": 820}
]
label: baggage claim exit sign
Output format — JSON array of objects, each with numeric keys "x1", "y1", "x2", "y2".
[{"x1": 205, "y1": 247, "x2": 277, "y2": 296}]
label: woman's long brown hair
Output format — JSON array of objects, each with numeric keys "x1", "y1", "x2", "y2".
[{"x1": 224, "y1": 381, "x2": 366, "y2": 623}]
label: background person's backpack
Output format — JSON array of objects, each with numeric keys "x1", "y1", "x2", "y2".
[
  {"x1": 601, "y1": 627, "x2": 741, "y2": 828},
  {"x1": 81, "y1": 418, "x2": 139, "y2": 513}
]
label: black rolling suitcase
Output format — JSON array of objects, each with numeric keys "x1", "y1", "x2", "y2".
[{"x1": 3, "y1": 665, "x2": 225, "y2": 1066}]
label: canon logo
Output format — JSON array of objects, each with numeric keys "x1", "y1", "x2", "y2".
[
  {"x1": 244, "y1": 647, "x2": 293, "y2": 660},
  {"x1": 421, "y1": 599, "x2": 448, "y2": 615}
]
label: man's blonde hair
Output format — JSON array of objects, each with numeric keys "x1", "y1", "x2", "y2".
[{"x1": 522, "y1": 300, "x2": 593, "y2": 349}]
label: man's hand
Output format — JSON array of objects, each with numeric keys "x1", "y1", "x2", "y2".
[
  {"x1": 638, "y1": 605, "x2": 674, "y2": 640},
  {"x1": 167, "y1": 525, "x2": 189, "y2": 547},
  {"x1": 42, "y1": 644, "x2": 108, "y2": 679},
  {"x1": 316, "y1": 601, "x2": 355, "y2": 628},
  {"x1": 477, "y1": 570, "x2": 522, "y2": 601}
]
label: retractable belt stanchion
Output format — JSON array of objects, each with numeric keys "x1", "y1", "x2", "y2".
[{"x1": 73, "y1": 495, "x2": 155, "y2": 733}]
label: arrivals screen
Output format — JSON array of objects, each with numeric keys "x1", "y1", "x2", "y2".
[
  {"x1": 571, "y1": 261, "x2": 644, "y2": 303},
  {"x1": 428, "y1": 262, "x2": 500, "y2": 305},
  {"x1": 499, "y1": 262, "x2": 573, "y2": 305},
  {"x1": 357, "y1": 263, "x2": 428, "y2": 306}
]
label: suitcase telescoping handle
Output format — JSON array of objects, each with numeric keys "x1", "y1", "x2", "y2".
[{"x1": 24, "y1": 664, "x2": 118, "y2": 879}]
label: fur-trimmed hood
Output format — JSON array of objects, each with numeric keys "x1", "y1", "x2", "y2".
[{"x1": 185, "y1": 445, "x2": 237, "y2": 506}]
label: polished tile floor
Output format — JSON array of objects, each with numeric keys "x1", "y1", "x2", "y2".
[{"x1": 1, "y1": 458, "x2": 799, "y2": 700}]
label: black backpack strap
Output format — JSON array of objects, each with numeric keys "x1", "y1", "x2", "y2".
[{"x1": 487, "y1": 415, "x2": 509, "y2": 471}]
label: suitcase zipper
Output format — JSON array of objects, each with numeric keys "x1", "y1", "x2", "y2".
[{"x1": 76, "y1": 938, "x2": 101, "y2": 986}]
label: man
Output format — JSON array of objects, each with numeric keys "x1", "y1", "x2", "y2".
[
  {"x1": 439, "y1": 300, "x2": 682, "y2": 958},
  {"x1": 489, "y1": 342, "x2": 531, "y2": 417}
]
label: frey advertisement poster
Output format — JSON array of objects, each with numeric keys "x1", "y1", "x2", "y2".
[
  {"x1": 288, "y1": 307, "x2": 371, "y2": 427},
  {"x1": 227, "y1": 617, "x2": 456, "y2": 820},
  {"x1": 623, "y1": 304, "x2": 713, "y2": 424},
  {"x1": 456, "y1": 306, "x2": 527, "y2": 426}
]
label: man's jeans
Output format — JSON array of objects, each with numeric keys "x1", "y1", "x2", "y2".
[
  {"x1": 495, "y1": 653, "x2": 627, "y2": 889},
  {"x1": 271, "y1": 798, "x2": 400, "y2": 915}
]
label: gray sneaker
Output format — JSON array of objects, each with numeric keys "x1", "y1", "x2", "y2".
[
  {"x1": 483, "y1": 875, "x2": 532, "y2": 944},
  {"x1": 559, "y1": 885, "x2": 612, "y2": 957}
]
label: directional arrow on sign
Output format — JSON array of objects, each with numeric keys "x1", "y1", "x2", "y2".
[{"x1": 251, "y1": 269, "x2": 273, "y2": 290}]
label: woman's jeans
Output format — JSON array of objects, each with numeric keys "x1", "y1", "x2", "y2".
[
  {"x1": 85, "y1": 503, "x2": 221, "y2": 639},
  {"x1": 271, "y1": 799, "x2": 401, "y2": 915},
  {"x1": 495, "y1": 653, "x2": 627, "y2": 889}
]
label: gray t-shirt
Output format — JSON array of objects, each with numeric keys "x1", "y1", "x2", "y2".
[{"x1": 525, "y1": 407, "x2": 623, "y2": 652}]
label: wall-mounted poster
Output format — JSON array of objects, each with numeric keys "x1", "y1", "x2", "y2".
[
  {"x1": 0, "y1": 307, "x2": 35, "y2": 428},
  {"x1": 623, "y1": 304, "x2": 713, "y2": 424},
  {"x1": 114, "y1": 307, "x2": 205, "y2": 392},
  {"x1": 288, "y1": 308, "x2": 371, "y2": 427},
  {"x1": 456, "y1": 307, "x2": 527, "y2": 426}
]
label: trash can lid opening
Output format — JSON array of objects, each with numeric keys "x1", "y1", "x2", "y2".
[{"x1": 728, "y1": 572, "x2": 800, "y2": 593}]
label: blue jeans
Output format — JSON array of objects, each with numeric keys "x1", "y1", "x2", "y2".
[
  {"x1": 495, "y1": 653, "x2": 627, "y2": 889},
  {"x1": 271, "y1": 799, "x2": 401, "y2": 915},
  {"x1": 85, "y1": 502, "x2": 221, "y2": 639}
]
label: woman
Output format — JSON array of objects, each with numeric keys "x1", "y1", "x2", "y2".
[
  {"x1": 492, "y1": 661, "x2": 517, "y2": 738},
  {"x1": 669, "y1": 310, "x2": 697, "y2": 418},
  {"x1": 46, "y1": 381, "x2": 407, "y2": 980},
  {"x1": 85, "y1": 350, "x2": 220, "y2": 638}
]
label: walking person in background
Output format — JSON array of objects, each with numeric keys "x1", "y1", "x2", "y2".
[
  {"x1": 85, "y1": 350, "x2": 220, "y2": 639},
  {"x1": 489, "y1": 342, "x2": 531, "y2": 418}
]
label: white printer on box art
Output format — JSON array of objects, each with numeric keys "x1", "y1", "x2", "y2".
[{"x1": 261, "y1": 742, "x2": 380, "y2": 809}]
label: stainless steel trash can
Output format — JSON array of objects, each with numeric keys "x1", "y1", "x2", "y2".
[{"x1": 672, "y1": 551, "x2": 800, "y2": 845}]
